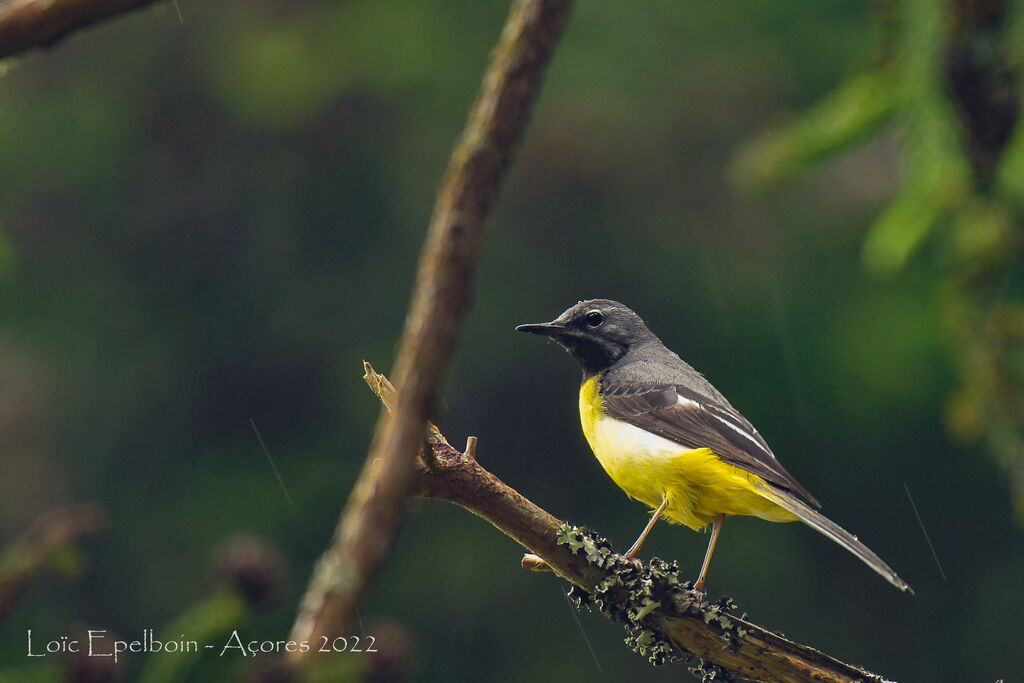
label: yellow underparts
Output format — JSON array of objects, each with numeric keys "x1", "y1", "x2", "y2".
[{"x1": 579, "y1": 375, "x2": 799, "y2": 530}]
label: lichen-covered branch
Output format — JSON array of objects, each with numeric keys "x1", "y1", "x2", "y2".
[
  {"x1": 288, "y1": 0, "x2": 574, "y2": 655},
  {"x1": 363, "y1": 363, "x2": 892, "y2": 683},
  {"x1": 0, "y1": 503, "x2": 107, "y2": 625},
  {"x1": 0, "y1": 0, "x2": 163, "y2": 59}
]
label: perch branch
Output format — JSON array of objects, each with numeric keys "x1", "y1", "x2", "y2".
[
  {"x1": 0, "y1": 0, "x2": 163, "y2": 59},
  {"x1": 0, "y1": 503, "x2": 107, "y2": 625},
  {"x1": 363, "y1": 363, "x2": 893, "y2": 683},
  {"x1": 289, "y1": 0, "x2": 574, "y2": 653}
]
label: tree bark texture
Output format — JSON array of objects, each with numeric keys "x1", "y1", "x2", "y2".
[{"x1": 0, "y1": 0, "x2": 161, "y2": 58}]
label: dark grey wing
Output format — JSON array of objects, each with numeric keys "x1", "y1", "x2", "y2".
[{"x1": 602, "y1": 383, "x2": 821, "y2": 508}]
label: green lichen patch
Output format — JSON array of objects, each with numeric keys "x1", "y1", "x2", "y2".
[
  {"x1": 700, "y1": 595, "x2": 746, "y2": 653},
  {"x1": 555, "y1": 523, "x2": 748, "y2": 674},
  {"x1": 687, "y1": 655, "x2": 736, "y2": 682}
]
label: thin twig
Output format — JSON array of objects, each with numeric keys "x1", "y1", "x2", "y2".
[{"x1": 289, "y1": 0, "x2": 575, "y2": 655}]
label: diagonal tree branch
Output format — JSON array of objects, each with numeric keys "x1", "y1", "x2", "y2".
[
  {"x1": 289, "y1": 0, "x2": 575, "y2": 655},
  {"x1": 362, "y1": 363, "x2": 894, "y2": 683},
  {"x1": 0, "y1": 0, "x2": 163, "y2": 59}
]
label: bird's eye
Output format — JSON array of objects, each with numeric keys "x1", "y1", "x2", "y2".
[{"x1": 585, "y1": 310, "x2": 605, "y2": 328}]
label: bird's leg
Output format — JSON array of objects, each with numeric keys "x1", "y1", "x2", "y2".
[
  {"x1": 624, "y1": 494, "x2": 669, "y2": 560},
  {"x1": 693, "y1": 514, "x2": 725, "y2": 593}
]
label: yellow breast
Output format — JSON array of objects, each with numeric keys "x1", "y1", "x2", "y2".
[{"x1": 578, "y1": 375, "x2": 797, "y2": 530}]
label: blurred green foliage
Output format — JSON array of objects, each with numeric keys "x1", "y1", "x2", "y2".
[
  {"x1": 0, "y1": 0, "x2": 1021, "y2": 681},
  {"x1": 734, "y1": 0, "x2": 1024, "y2": 524}
]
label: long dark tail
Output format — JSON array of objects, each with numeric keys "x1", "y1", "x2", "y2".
[{"x1": 753, "y1": 480, "x2": 914, "y2": 594}]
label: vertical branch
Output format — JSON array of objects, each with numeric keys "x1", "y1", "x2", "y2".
[{"x1": 289, "y1": 0, "x2": 574, "y2": 653}]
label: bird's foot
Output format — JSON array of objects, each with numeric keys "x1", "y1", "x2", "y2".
[
  {"x1": 621, "y1": 551, "x2": 643, "y2": 570},
  {"x1": 691, "y1": 580, "x2": 707, "y2": 607}
]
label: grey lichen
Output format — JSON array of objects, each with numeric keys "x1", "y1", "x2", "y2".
[
  {"x1": 701, "y1": 595, "x2": 747, "y2": 652},
  {"x1": 688, "y1": 655, "x2": 736, "y2": 682},
  {"x1": 555, "y1": 523, "x2": 613, "y2": 566},
  {"x1": 556, "y1": 523, "x2": 746, "y2": 676}
]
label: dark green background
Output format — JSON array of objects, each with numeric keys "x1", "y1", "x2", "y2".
[{"x1": 0, "y1": 1, "x2": 1020, "y2": 681}]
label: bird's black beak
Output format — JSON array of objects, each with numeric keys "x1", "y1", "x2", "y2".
[{"x1": 515, "y1": 321, "x2": 564, "y2": 336}]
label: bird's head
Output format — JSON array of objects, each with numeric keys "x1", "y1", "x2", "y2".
[{"x1": 516, "y1": 299, "x2": 656, "y2": 376}]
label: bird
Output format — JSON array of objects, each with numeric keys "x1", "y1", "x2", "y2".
[{"x1": 517, "y1": 298, "x2": 912, "y2": 594}]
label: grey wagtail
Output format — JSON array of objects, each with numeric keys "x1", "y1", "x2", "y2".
[{"x1": 517, "y1": 299, "x2": 912, "y2": 593}]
